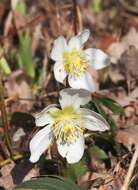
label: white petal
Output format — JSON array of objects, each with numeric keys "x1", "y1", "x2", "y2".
[
  {"x1": 85, "y1": 48, "x2": 110, "y2": 70},
  {"x1": 29, "y1": 125, "x2": 52, "y2": 163},
  {"x1": 35, "y1": 104, "x2": 58, "y2": 127},
  {"x1": 68, "y1": 36, "x2": 81, "y2": 51},
  {"x1": 50, "y1": 36, "x2": 67, "y2": 61},
  {"x1": 77, "y1": 29, "x2": 90, "y2": 45},
  {"x1": 54, "y1": 61, "x2": 67, "y2": 83},
  {"x1": 59, "y1": 88, "x2": 91, "y2": 109},
  {"x1": 80, "y1": 108, "x2": 110, "y2": 131},
  {"x1": 59, "y1": 93, "x2": 79, "y2": 109},
  {"x1": 57, "y1": 135, "x2": 85, "y2": 163},
  {"x1": 68, "y1": 29, "x2": 90, "y2": 51},
  {"x1": 68, "y1": 72, "x2": 97, "y2": 92}
]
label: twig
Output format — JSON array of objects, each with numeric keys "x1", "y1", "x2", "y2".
[
  {"x1": 118, "y1": 0, "x2": 138, "y2": 16},
  {"x1": 55, "y1": 0, "x2": 61, "y2": 34},
  {"x1": 72, "y1": 0, "x2": 83, "y2": 33},
  {"x1": 0, "y1": 14, "x2": 45, "y2": 44},
  {"x1": 0, "y1": 153, "x2": 23, "y2": 168},
  {"x1": 0, "y1": 74, "x2": 13, "y2": 158},
  {"x1": 45, "y1": 72, "x2": 52, "y2": 89},
  {"x1": 0, "y1": 141, "x2": 9, "y2": 160},
  {"x1": 41, "y1": 91, "x2": 58, "y2": 99},
  {"x1": 77, "y1": 5, "x2": 83, "y2": 31},
  {"x1": 72, "y1": 0, "x2": 78, "y2": 34},
  {"x1": 121, "y1": 146, "x2": 138, "y2": 190}
]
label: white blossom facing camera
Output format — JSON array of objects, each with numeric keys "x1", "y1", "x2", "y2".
[
  {"x1": 50, "y1": 29, "x2": 110, "y2": 92},
  {"x1": 29, "y1": 88, "x2": 110, "y2": 164}
]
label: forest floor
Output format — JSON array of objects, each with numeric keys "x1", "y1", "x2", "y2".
[{"x1": 1, "y1": 0, "x2": 138, "y2": 189}]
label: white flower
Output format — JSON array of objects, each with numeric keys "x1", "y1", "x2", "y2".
[
  {"x1": 50, "y1": 29, "x2": 110, "y2": 92},
  {"x1": 29, "y1": 88, "x2": 110, "y2": 164}
]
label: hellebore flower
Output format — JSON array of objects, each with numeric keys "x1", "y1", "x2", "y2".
[
  {"x1": 50, "y1": 29, "x2": 110, "y2": 92},
  {"x1": 29, "y1": 88, "x2": 110, "y2": 164}
]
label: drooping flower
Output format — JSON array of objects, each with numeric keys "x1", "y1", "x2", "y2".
[
  {"x1": 29, "y1": 88, "x2": 110, "y2": 164},
  {"x1": 50, "y1": 29, "x2": 110, "y2": 92}
]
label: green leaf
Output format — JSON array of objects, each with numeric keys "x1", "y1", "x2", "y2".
[
  {"x1": 92, "y1": 97, "x2": 118, "y2": 134},
  {"x1": 100, "y1": 97, "x2": 124, "y2": 114},
  {"x1": 15, "y1": 175, "x2": 83, "y2": 190},
  {"x1": 0, "y1": 57, "x2": 11, "y2": 74},
  {"x1": 65, "y1": 161, "x2": 88, "y2": 181},
  {"x1": 91, "y1": 0, "x2": 102, "y2": 14},
  {"x1": 82, "y1": 98, "x2": 119, "y2": 135},
  {"x1": 93, "y1": 98, "x2": 107, "y2": 118},
  {"x1": 16, "y1": 0, "x2": 27, "y2": 16},
  {"x1": 17, "y1": 31, "x2": 35, "y2": 79},
  {"x1": 89, "y1": 145, "x2": 108, "y2": 160},
  {"x1": 106, "y1": 117, "x2": 117, "y2": 134}
]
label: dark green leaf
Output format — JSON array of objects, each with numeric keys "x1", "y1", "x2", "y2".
[
  {"x1": 65, "y1": 161, "x2": 88, "y2": 181},
  {"x1": 107, "y1": 117, "x2": 117, "y2": 134},
  {"x1": 93, "y1": 98, "x2": 107, "y2": 118},
  {"x1": 10, "y1": 112, "x2": 35, "y2": 132},
  {"x1": 100, "y1": 97, "x2": 124, "y2": 114},
  {"x1": 89, "y1": 145, "x2": 108, "y2": 160},
  {"x1": 15, "y1": 175, "x2": 83, "y2": 190}
]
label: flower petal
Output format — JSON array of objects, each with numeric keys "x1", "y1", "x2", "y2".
[
  {"x1": 77, "y1": 29, "x2": 90, "y2": 45},
  {"x1": 68, "y1": 72, "x2": 97, "y2": 92},
  {"x1": 85, "y1": 48, "x2": 110, "y2": 70},
  {"x1": 68, "y1": 36, "x2": 81, "y2": 51},
  {"x1": 80, "y1": 108, "x2": 110, "y2": 131},
  {"x1": 57, "y1": 135, "x2": 85, "y2": 163},
  {"x1": 68, "y1": 29, "x2": 90, "y2": 51},
  {"x1": 50, "y1": 36, "x2": 67, "y2": 61},
  {"x1": 35, "y1": 104, "x2": 58, "y2": 127},
  {"x1": 59, "y1": 93, "x2": 79, "y2": 109},
  {"x1": 54, "y1": 61, "x2": 67, "y2": 83},
  {"x1": 29, "y1": 124, "x2": 52, "y2": 163},
  {"x1": 59, "y1": 88, "x2": 91, "y2": 109}
]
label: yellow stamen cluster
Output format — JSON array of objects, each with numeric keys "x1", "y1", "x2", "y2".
[
  {"x1": 50, "y1": 106, "x2": 84, "y2": 144},
  {"x1": 63, "y1": 49, "x2": 88, "y2": 76}
]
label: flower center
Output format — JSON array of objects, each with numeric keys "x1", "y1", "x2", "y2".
[
  {"x1": 63, "y1": 49, "x2": 88, "y2": 76},
  {"x1": 50, "y1": 106, "x2": 84, "y2": 144}
]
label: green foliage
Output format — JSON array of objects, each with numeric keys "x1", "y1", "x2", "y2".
[
  {"x1": 91, "y1": 0, "x2": 102, "y2": 14},
  {"x1": 0, "y1": 57, "x2": 11, "y2": 75},
  {"x1": 65, "y1": 161, "x2": 88, "y2": 181},
  {"x1": 94, "y1": 133, "x2": 119, "y2": 157},
  {"x1": 16, "y1": 0, "x2": 27, "y2": 16},
  {"x1": 83, "y1": 95, "x2": 124, "y2": 134},
  {"x1": 106, "y1": 117, "x2": 118, "y2": 134},
  {"x1": 17, "y1": 31, "x2": 35, "y2": 79},
  {"x1": 15, "y1": 175, "x2": 83, "y2": 190},
  {"x1": 15, "y1": 0, "x2": 35, "y2": 79},
  {"x1": 89, "y1": 145, "x2": 108, "y2": 160},
  {"x1": 99, "y1": 97, "x2": 124, "y2": 115},
  {"x1": 93, "y1": 98, "x2": 107, "y2": 118},
  {"x1": 95, "y1": 97, "x2": 124, "y2": 133}
]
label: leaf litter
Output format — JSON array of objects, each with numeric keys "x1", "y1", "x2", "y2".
[{"x1": 1, "y1": 0, "x2": 138, "y2": 190}]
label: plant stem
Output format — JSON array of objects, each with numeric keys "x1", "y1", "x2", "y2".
[
  {"x1": 72, "y1": 0, "x2": 83, "y2": 34},
  {"x1": 73, "y1": 0, "x2": 78, "y2": 35},
  {"x1": 0, "y1": 74, "x2": 13, "y2": 158},
  {"x1": 121, "y1": 146, "x2": 138, "y2": 190}
]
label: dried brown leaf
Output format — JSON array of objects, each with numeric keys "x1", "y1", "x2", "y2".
[
  {"x1": 116, "y1": 125, "x2": 138, "y2": 148},
  {"x1": 107, "y1": 27, "x2": 138, "y2": 63},
  {"x1": 5, "y1": 70, "x2": 33, "y2": 112}
]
